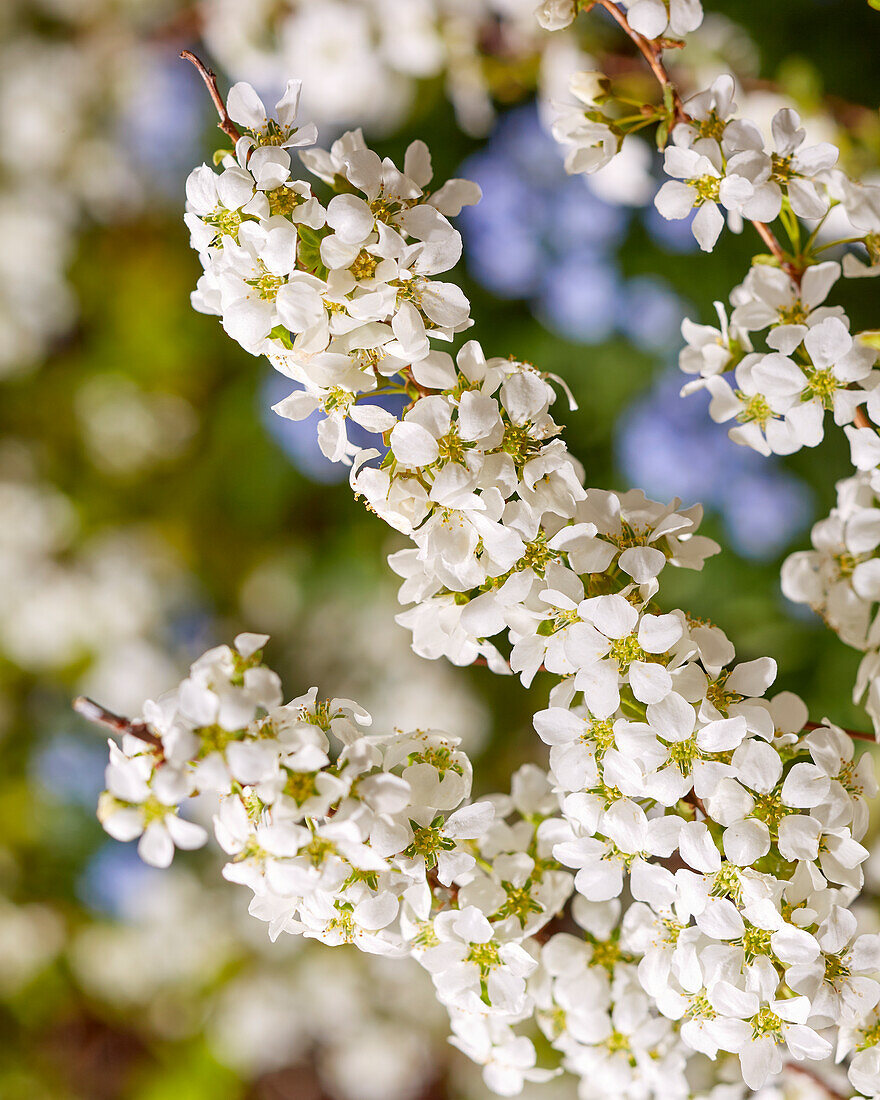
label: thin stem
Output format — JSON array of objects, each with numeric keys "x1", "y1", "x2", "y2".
[
  {"x1": 596, "y1": 0, "x2": 683, "y2": 117},
  {"x1": 751, "y1": 219, "x2": 790, "y2": 266},
  {"x1": 180, "y1": 49, "x2": 242, "y2": 144},
  {"x1": 804, "y1": 720, "x2": 874, "y2": 744},
  {"x1": 802, "y1": 204, "x2": 835, "y2": 254},
  {"x1": 73, "y1": 696, "x2": 165, "y2": 754},
  {"x1": 815, "y1": 235, "x2": 867, "y2": 253},
  {"x1": 785, "y1": 1062, "x2": 848, "y2": 1100},
  {"x1": 779, "y1": 201, "x2": 801, "y2": 253}
]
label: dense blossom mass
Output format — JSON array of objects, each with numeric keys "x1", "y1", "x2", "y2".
[
  {"x1": 83, "y1": 2, "x2": 880, "y2": 1097},
  {"x1": 95, "y1": 630, "x2": 880, "y2": 1097}
]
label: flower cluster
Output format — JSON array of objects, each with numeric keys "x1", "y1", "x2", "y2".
[
  {"x1": 678, "y1": 259, "x2": 879, "y2": 456},
  {"x1": 186, "y1": 82, "x2": 479, "y2": 465},
  {"x1": 84, "y1": 39, "x2": 880, "y2": 1100},
  {"x1": 95, "y1": 634, "x2": 566, "y2": 1091},
  {"x1": 94, "y1": 622, "x2": 880, "y2": 1096},
  {"x1": 536, "y1": 627, "x2": 879, "y2": 1091},
  {"x1": 783, "y1": 469, "x2": 880, "y2": 734},
  {"x1": 535, "y1": 0, "x2": 879, "y2": 772}
]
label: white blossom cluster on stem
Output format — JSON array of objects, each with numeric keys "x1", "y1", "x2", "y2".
[
  {"x1": 93, "y1": 625, "x2": 880, "y2": 1097},
  {"x1": 73, "y1": 53, "x2": 880, "y2": 1099},
  {"x1": 543, "y1": 0, "x2": 880, "y2": 776},
  {"x1": 186, "y1": 79, "x2": 479, "y2": 466}
]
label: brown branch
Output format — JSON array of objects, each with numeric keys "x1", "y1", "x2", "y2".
[
  {"x1": 752, "y1": 219, "x2": 789, "y2": 266},
  {"x1": 804, "y1": 720, "x2": 874, "y2": 744},
  {"x1": 785, "y1": 1062, "x2": 849, "y2": 1100},
  {"x1": 855, "y1": 407, "x2": 874, "y2": 430},
  {"x1": 73, "y1": 697, "x2": 165, "y2": 755},
  {"x1": 179, "y1": 50, "x2": 242, "y2": 144}
]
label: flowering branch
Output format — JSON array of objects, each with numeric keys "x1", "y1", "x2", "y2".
[
  {"x1": 586, "y1": 0, "x2": 793, "y2": 267},
  {"x1": 86, "y1": 15, "x2": 880, "y2": 1098},
  {"x1": 551, "y1": 0, "x2": 880, "y2": 748},
  {"x1": 179, "y1": 49, "x2": 242, "y2": 144}
]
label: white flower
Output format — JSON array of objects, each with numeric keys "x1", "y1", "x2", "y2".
[
  {"x1": 98, "y1": 743, "x2": 206, "y2": 868},
  {"x1": 763, "y1": 108, "x2": 838, "y2": 220},
  {"x1": 450, "y1": 1017, "x2": 556, "y2": 1096},
  {"x1": 552, "y1": 74, "x2": 620, "y2": 177},
  {"x1": 786, "y1": 907, "x2": 880, "y2": 1027},
  {"x1": 564, "y1": 596, "x2": 683, "y2": 717},
  {"x1": 534, "y1": 0, "x2": 578, "y2": 31},
  {"x1": 419, "y1": 906, "x2": 536, "y2": 1014},
  {"x1": 227, "y1": 80, "x2": 318, "y2": 152},
  {"x1": 655, "y1": 143, "x2": 754, "y2": 251},
  {"x1": 748, "y1": 316, "x2": 875, "y2": 449},
  {"x1": 729, "y1": 260, "x2": 843, "y2": 343},
  {"x1": 619, "y1": 0, "x2": 703, "y2": 39},
  {"x1": 679, "y1": 300, "x2": 752, "y2": 384},
  {"x1": 704, "y1": 354, "x2": 798, "y2": 456}
]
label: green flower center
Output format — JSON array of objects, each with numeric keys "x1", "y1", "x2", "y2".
[
  {"x1": 694, "y1": 175, "x2": 720, "y2": 204},
  {"x1": 467, "y1": 941, "x2": 501, "y2": 973},
  {"x1": 739, "y1": 924, "x2": 773, "y2": 961},
  {"x1": 751, "y1": 1005, "x2": 783, "y2": 1040},
  {"x1": 496, "y1": 883, "x2": 542, "y2": 926},
  {"x1": 825, "y1": 952, "x2": 851, "y2": 984},
  {"x1": 735, "y1": 391, "x2": 772, "y2": 427},
  {"x1": 284, "y1": 771, "x2": 318, "y2": 804},
  {"x1": 804, "y1": 366, "x2": 838, "y2": 406},
  {"x1": 607, "y1": 633, "x2": 646, "y2": 672}
]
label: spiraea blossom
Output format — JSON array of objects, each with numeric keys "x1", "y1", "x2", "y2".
[
  {"x1": 89, "y1": 625, "x2": 877, "y2": 1097},
  {"x1": 74, "y1": 36, "x2": 880, "y2": 1098},
  {"x1": 567, "y1": 1, "x2": 880, "y2": 760}
]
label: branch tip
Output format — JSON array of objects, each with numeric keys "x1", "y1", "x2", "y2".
[
  {"x1": 179, "y1": 48, "x2": 242, "y2": 144},
  {"x1": 73, "y1": 696, "x2": 164, "y2": 753}
]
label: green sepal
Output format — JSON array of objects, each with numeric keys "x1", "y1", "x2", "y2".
[
  {"x1": 297, "y1": 225, "x2": 328, "y2": 278},
  {"x1": 618, "y1": 685, "x2": 647, "y2": 722},
  {"x1": 269, "y1": 325, "x2": 294, "y2": 350},
  {"x1": 330, "y1": 173, "x2": 359, "y2": 195}
]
